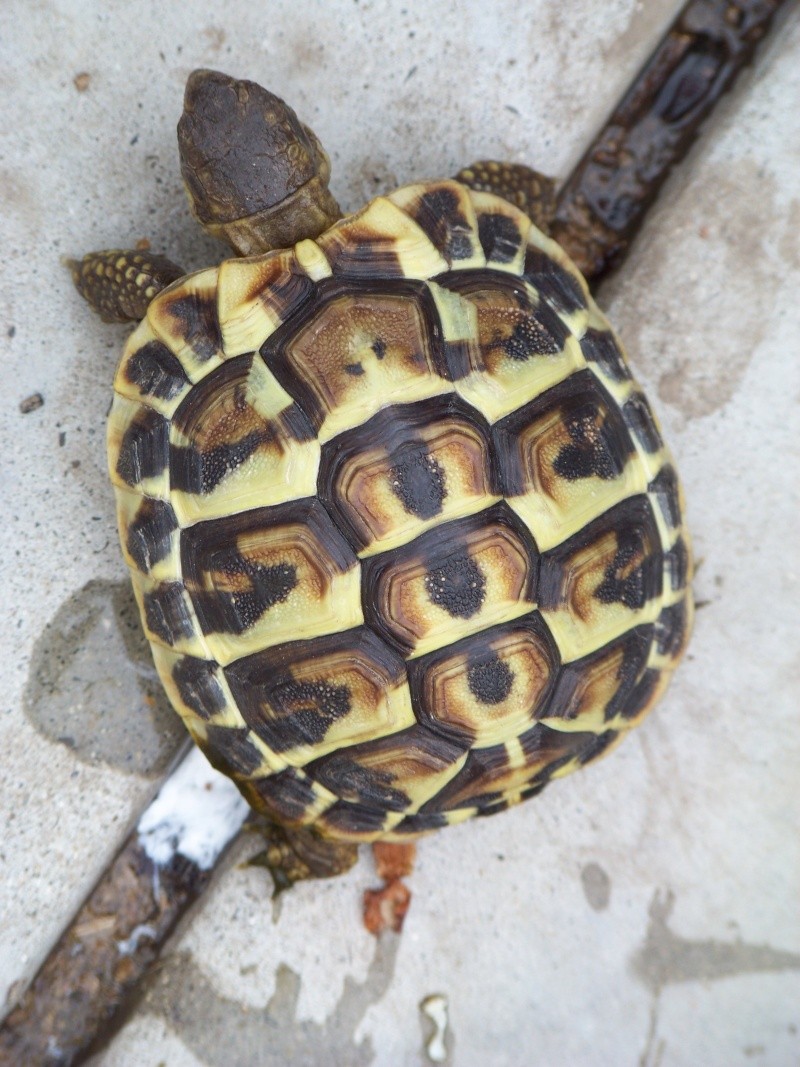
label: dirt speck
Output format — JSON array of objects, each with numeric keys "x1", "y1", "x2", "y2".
[
  {"x1": 24, "y1": 578, "x2": 185, "y2": 776},
  {"x1": 143, "y1": 933, "x2": 400, "y2": 1066},
  {"x1": 19, "y1": 392, "x2": 44, "y2": 414},
  {"x1": 73, "y1": 72, "x2": 91, "y2": 92},
  {"x1": 202, "y1": 26, "x2": 227, "y2": 54},
  {"x1": 580, "y1": 861, "x2": 611, "y2": 911}
]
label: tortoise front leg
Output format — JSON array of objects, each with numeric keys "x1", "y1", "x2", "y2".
[
  {"x1": 456, "y1": 160, "x2": 556, "y2": 232},
  {"x1": 68, "y1": 248, "x2": 184, "y2": 323}
]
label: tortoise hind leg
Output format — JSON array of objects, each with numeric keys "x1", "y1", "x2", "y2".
[
  {"x1": 68, "y1": 249, "x2": 185, "y2": 323},
  {"x1": 456, "y1": 161, "x2": 556, "y2": 233},
  {"x1": 246, "y1": 819, "x2": 359, "y2": 898}
]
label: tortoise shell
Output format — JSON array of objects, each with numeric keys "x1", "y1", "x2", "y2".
[{"x1": 108, "y1": 180, "x2": 692, "y2": 842}]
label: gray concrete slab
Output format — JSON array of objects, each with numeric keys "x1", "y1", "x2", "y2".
[{"x1": 2, "y1": 1, "x2": 799, "y2": 1065}]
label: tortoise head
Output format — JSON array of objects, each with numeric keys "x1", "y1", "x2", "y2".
[
  {"x1": 178, "y1": 69, "x2": 341, "y2": 256},
  {"x1": 70, "y1": 70, "x2": 342, "y2": 323}
]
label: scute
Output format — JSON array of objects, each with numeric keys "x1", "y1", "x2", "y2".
[{"x1": 110, "y1": 180, "x2": 692, "y2": 842}]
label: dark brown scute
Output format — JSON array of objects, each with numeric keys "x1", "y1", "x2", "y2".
[
  {"x1": 115, "y1": 408, "x2": 169, "y2": 487},
  {"x1": 664, "y1": 537, "x2": 689, "y2": 592},
  {"x1": 648, "y1": 466, "x2": 682, "y2": 527},
  {"x1": 439, "y1": 269, "x2": 570, "y2": 365},
  {"x1": 580, "y1": 327, "x2": 631, "y2": 382},
  {"x1": 178, "y1": 70, "x2": 322, "y2": 224},
  {"x1": 317, "y1": 396, "x2": 497, "y2": 552},
  {"x1": 160, "y1": 289, "x2": 222, "y2": 362},
  {"x1": 200, "y1": 725, "x2": 263, "y2": 777},
  {"x1": 654, "y1": 600, "x2": 689, "y2": 658},
  {"x1": 307, "y1": 725, "x2": 469, "y2": 812},
  {"x1": 523, "y1": 248, "x2": 587, "y2": 315},
  {"x1": 125, "y1": 340, "x2": 191, "y2": 401},
  {"x1": 172, "y1": 657, "x2": 228, "y2": 719},
  {"x1": 224, "y1": 627, "x2": 406, "y2": 753},
  {"x1": 246, "y1": 768, "x2": 320, "y2": 824},
  {"x1": 476, "y1": 212, "x2": 524, "y2": 264},
  {"x1": 262, "y1": 277, "x2": 448, "y2": 430},
  {"x1": 169, "y1": 356, "x2": 279, "y2": 494},
  {"x1": 181, "y1": 498, "x2": 355, "y2": 637},
  {"x1": 361, "y1": 503, "x2": 539, "y2": 657},
  {"x1": 318, "y1": 800, "x2": 389, "y2": 835},
  {"x1": 142, "y1": 582, "x2": 195, "y2": 645},
  {"x1": 392, "y1": 811, "x2": 448, "y2": 834},
  {"x1": 408, "y1": 611, "x2": 560, "y2": 742},
  {"x1": 406, "y1": 185, "x2": 475, "y2": 262},
  {"x1": 548, "y1": 625, "x2": 653, "y2": 723},
  {"x1": 622, "y1": 392, "x2": 663, "y2": 454},
  {"x1": 126, "y1": 498, "x2": 178, "y2": 573}
]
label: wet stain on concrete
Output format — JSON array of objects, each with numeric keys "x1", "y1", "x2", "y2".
[
  {"x1": 143, "y1": 934, "x2": 400, "y2": 1067},
  {"x1": 24, "y1": 578, "x2": 185, "y2": 776},
  {"x1": 611, "y1": 161, "x2": 790, "y2": 421},
  {"x1": 632, "y1": 889, "x2": 800, "y2": 993},
  {"x1": 634, "y1": 889, "x2": 800, "y2": 1066},
  {"x1": 580, "y1": 861, "x2": 611, "y2": 911}
]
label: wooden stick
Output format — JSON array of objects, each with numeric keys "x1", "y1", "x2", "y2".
[
  {"x1": 0, "y1": 749, "x2": 248, "y2": 1065},
  {"x1": 552, "y1": 0, "x2": 793, "y2": 282}
]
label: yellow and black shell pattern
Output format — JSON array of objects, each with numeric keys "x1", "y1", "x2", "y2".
[{"x1": 108, "y1": 180, "x2": 692, "y2": 843}]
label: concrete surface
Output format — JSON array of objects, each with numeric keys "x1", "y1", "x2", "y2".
[{"x1": 2, "y1": 1, "x2": 799, "y2": 1064}]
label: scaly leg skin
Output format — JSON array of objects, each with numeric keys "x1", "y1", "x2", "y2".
[
  {"x1": 68, "y1": 249, "x2": 185, "y2": 323},
  {"x1": 246, "y1": 819, "x2": 359, "y2": 898},
  {"x1": 456, "y1": 160, "x2": 556, "y2": 233}
]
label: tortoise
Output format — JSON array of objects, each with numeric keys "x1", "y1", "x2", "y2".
[{"x1": 71, "y1": 69, "x2": 692, "y2": 879}]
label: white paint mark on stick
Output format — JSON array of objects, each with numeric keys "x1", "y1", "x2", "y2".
[{"x1": 137, "y1": 746, "x2": 249, "y2": 870}]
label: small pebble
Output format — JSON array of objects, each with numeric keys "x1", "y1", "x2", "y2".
[
  {"x1": 421, "y1": 993, "x2": 449, "y2": 1063},
  {"x1": 74, "y1": 72, "x2": 91, "y2": 92},
  {"x1": 20, "y1": 393, "x2": 44, "y2": 414}
]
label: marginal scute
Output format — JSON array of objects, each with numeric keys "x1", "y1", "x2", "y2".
[
  {"x1": 147, "y1": 267, "x2": 224, "y2": 381},
  {"x1": 243, "y1": 767, "x2": 336, "y2": 827},
  {"x1": 108, "y1": 180, "x2": 692, "y2": 843},
  {"x1": 467, "y1": 189, "x2": 532, "y2": 274},
  {"x1": 317, "y1": 196, "x2": 449, "y2": 280},
  {"x1": 388, "y1": 181, "x2": 484, "y2": 269},
  {"x1": 217, "y1": 250, "x2": 315, "y2": 357},
  {"x1": 108, "y1": 397, "x2": 170, "y2": 498}
]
